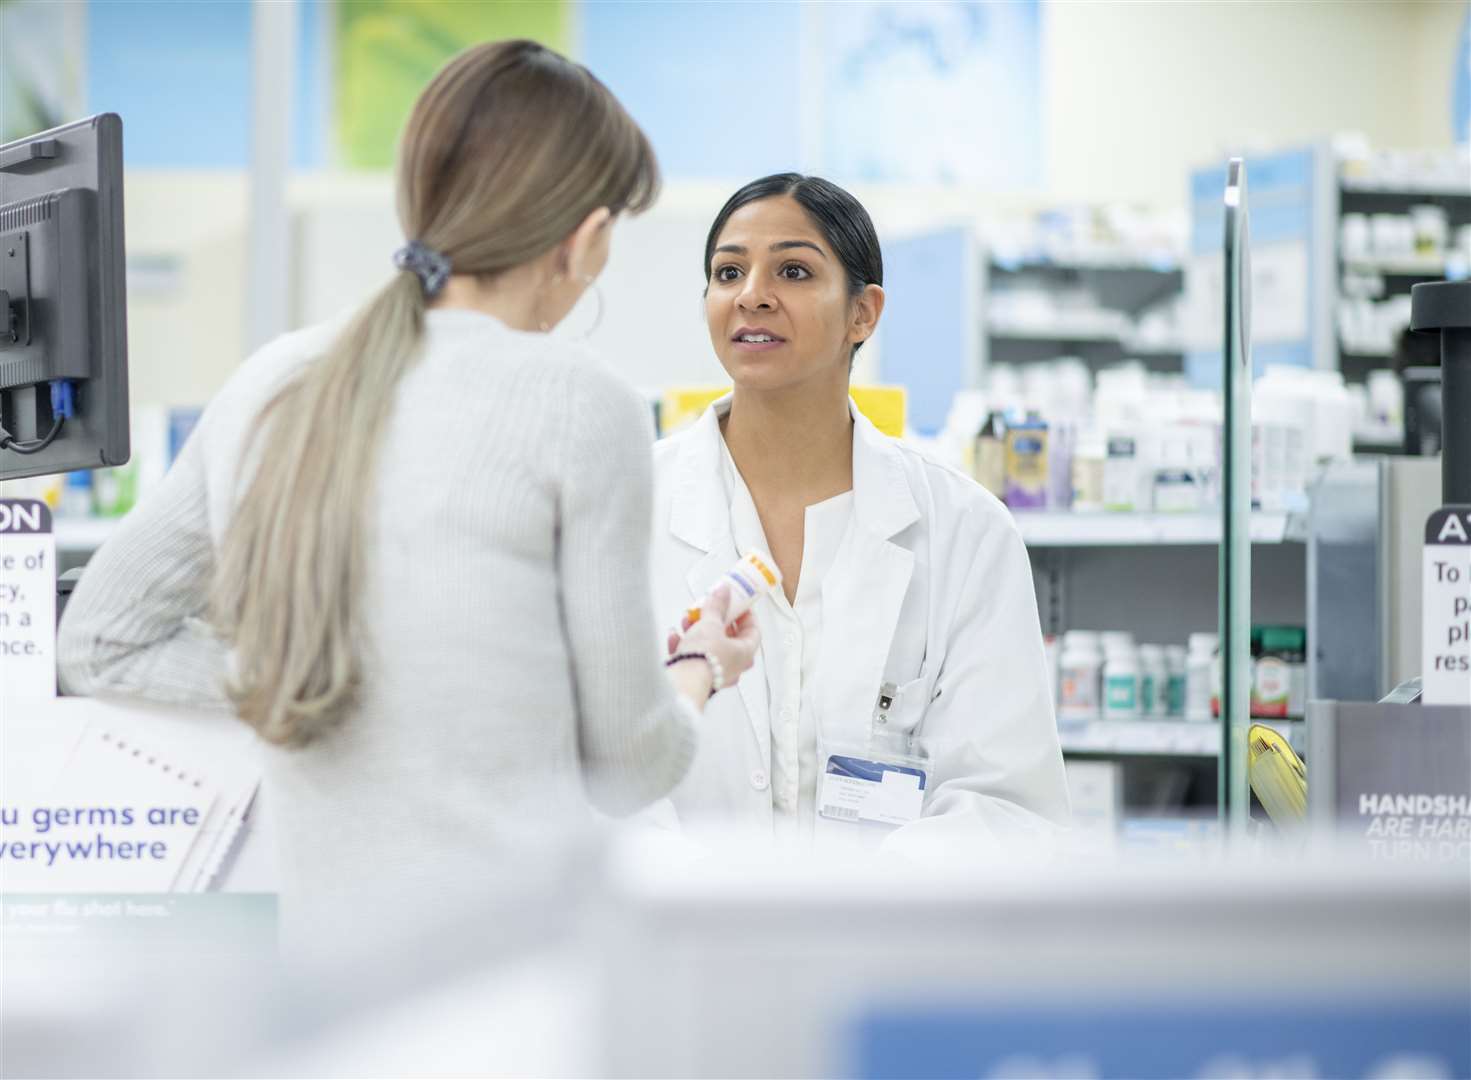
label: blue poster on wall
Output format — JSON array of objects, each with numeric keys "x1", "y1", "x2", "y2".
[
  {"x1": 1183, "y1": 148, "x2": 1324, "y2": 388},
  {"x1": 816, "y1": 0, "x2": 1041, "y2": 188},
  {"x1": 86, "y1": 0, "x2": 327, "y2": 169},
  {"x1": 581, "y1": 1, "x2": 803, "y2": 180}
]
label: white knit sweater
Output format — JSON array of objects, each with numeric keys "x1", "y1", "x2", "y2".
[{"x1": 57, "y1": 309, "x2": 696, "y2": 920}]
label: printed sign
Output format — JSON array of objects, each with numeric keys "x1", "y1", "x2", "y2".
[
  {"x1": 0, "y1": 499, "x2": 56, "y2": 702},
  {"x1": 1423, "y1": 507, "x2": 1471, "y2": 707}
]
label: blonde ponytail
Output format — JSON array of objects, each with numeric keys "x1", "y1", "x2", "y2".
[
  {"x1": 212, "y1": 272, "x2": 424, "y2": 745},
  {"x1": 209, "y1": 40, "x2": 659, "y2": 746}
]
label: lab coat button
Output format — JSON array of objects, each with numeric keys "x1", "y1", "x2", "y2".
[
  {"x1": 784, "y1": 633, "x2": 796, "y2": 647},
  {"x1": 750, "y1": 770, "x2": 769, "y2": 791}
]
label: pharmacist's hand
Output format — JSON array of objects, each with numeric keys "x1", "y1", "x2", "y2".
[{"x1": 668, "y1": 586, "x2": 760, "y2": 691}]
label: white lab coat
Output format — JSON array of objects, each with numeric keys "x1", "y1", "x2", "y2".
[{"x1": 647, "y1": 397, "x2": 1071, "y2": 859}]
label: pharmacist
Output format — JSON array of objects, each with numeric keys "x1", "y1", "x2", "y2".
[{"x1": 647, "y1": 174, "x2": 1070, "y2": 856}]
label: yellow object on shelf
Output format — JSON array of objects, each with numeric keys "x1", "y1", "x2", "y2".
[
  {"x1": 658, "y1": 384, "x2": 907, "y2": 439},
  {"x1": 849, "y1": 385, "x2": 906, "y2": 438},
  {"x1": 1248, "y1": 722, "x2": 1307, "y2": 825},
  {"x1": 660, "y1": 387, "x2": 730, "y2": 436}
]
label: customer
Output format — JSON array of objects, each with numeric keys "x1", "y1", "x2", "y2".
[
  {"x1": 58, "y1": 41, "x2": 758, "y2": 925},
  {"x1": 648, "y1": 174, "x2": 1068, "y2": 856}
]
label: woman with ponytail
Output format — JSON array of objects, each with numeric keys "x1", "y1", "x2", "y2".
[{"x1": 57, "y1": 41, "x2": 757, "y2": 917}]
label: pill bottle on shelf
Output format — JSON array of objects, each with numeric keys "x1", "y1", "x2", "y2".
[
  {"x1": 1185, "y1": 632, "x2": 1218, "y2": 722},
  {"x1": 1057, "y1": 631, "x2": 1103, "y2": 722}
]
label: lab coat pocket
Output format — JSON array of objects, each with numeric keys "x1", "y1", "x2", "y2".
[{"x1": 875, "y1": 675, "x2": 932, "y2": 738}]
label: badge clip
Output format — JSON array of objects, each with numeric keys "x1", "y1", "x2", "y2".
[{"x1": 873, "y1": 681, "x2": 898, "y2": 726}]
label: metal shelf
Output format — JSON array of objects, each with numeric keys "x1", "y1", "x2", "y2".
[
  {"x1": 988, "y1": 323, "x2": 1128, "y2": 343},
  {"x1": 989, "y1": 255, "x2": 1181, "y2": 274},
  {"x1": 1342, "y1": 255, "x2": 1456, "y2": 277},
  {"x1": 1015, "y1": 511, "x2": 1293, "y2": 547},
  {"x1": 1058, "y1": 718, "x2": 1302, "y2": 757}
]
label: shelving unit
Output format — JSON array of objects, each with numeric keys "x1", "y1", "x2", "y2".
[
  {"x1": 984, "y1": 257, "x2": 1185, "y2": 375},
  {"x1": 1334, "y1": 176, "x2": 1471, "y2": 382},
  {"x1": 1026, "y1": 505, "x2": 1309, "y2": 812},
  {"x1": 1342, "y1": 255, "x2": 1457, "y2": 278},
  {"x1": 989, "y1": 325, "x2": 1126, "y2": 344}
]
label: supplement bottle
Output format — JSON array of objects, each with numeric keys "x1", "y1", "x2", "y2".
[
  {"x1": 1103, "y1": 644, "x2": 1140, "y2": 721},
  {"x1": 1164, "y1": 644, "x2": 1189, "y2": 718},
  {"x1": 1185, "y1": 632, "x2": 1218, "y2": 722},
  {"x1": 1057, "y1": 631, "x2": 1103, "y2": 722},
  {"x1": 1138, "y1": 644, "x2": 1168, "y2": 718}
]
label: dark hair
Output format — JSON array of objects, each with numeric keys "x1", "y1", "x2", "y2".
[{"x1": 703, "y1": 173, "x2": 882, "y2": 357}]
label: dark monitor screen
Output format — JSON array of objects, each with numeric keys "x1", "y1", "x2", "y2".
[{"x1": 0, "y1": 113, "x2": 129, "y2": 480}]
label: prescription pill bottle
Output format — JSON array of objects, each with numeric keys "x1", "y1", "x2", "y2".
[
  {"x1": 1138, "y1": 644, "x2": 1167, "y2": 718},
  {"x1": 1164, "y1": 644, "x2": 1188, "y2": 718},
  {"x1": 1185, "y1": 632, "x2": 1218, "y2": 722},
  {"x1": 1103, "y1": 648, "x2": 1140, "y2": 721},
  {"x1": 1057, "y1": 631, "x2": 1102, "y2": 722},
  {"x1": 686, "y1": 551, "x2": 783, "y2": 628}
]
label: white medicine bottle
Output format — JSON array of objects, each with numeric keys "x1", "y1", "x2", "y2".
[
  {"x1": 1057, "y1": 631, "x2": 1103, "y2": 722},
  {"x1": 1137, "y1": 644, "x2": 1168, "y2": 718},
  {"x1": 1102, "y1": 645, "x2": 1140, "y2": 721},
  {"x1": 1185, "y1": 632, "x2": 1218, "y2": 722}
]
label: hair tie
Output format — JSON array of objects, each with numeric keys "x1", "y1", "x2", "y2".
[{"x1": 392, "y1": 240, "x2": 451, "y2": 299}]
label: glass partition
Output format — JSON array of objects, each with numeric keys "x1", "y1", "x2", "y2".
[{"x1": 1220, "y1": 159, "x2": 1253, "y2": 833}]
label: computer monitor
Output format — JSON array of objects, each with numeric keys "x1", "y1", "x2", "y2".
[{"x1": 0, "y1": 113, "x2": 129, "y2": 480}]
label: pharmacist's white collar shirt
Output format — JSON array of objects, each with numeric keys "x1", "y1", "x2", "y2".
[{"x1": 648, "y1": 396, "x2": 1071, "y2": 859}]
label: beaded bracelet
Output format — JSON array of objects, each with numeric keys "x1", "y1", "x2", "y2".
[{"x1": 666, "y1": 651, "x2": 724, "y2": 697}]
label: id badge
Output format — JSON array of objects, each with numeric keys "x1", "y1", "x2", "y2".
[{"x1": 817, "y1": 753, "x2": 926, "y2": 826}]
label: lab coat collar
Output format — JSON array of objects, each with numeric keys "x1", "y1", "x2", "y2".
[{"x1": 666, "y1": 393, "x2": 920, "y2": 552}]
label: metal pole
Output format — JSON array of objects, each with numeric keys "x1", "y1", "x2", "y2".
[{"x1": 245, "y1": 0, "x2": 297, "y2": 352}]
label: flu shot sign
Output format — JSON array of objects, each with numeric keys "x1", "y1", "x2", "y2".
[
  {"x1": 0, "y1": 499, "x2": 57, "y2": 702},
  {"x1": 1424, "y1": 507, "x2": 1471, "y2": 707}
]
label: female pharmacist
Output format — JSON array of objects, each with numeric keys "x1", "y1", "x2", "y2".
[
  {"x1": 647, "y1": 174, "x2": 1069, "y2": 855},
  {"x1": 57, "y1": 41, "x2": 758, "y2": 929}
]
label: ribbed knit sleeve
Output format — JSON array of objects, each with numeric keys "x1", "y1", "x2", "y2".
[
  {"x1": 558, "y1": 361, "x2": 698, "y2": 815},
  {"x1": 56, "y1": 429, "x2": 230, "y2": 708}
]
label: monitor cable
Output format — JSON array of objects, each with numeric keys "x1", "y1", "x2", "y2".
[
  {"x1": 0, "y1": 415, "x2": 64, "y2": 455},
  {"x1": 0, "y1": 380, "x2": 74, "y2": 455}
]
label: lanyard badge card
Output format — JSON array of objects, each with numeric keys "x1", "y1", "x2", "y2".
[{"x1": 816, "y1": 682, "x2": 930, "y2": 828}]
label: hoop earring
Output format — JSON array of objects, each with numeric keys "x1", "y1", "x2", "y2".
[
  {"x1": 572, "y1": 275, "x2": 603, "y2": 342},
  {"x1": 537, "y1": 271, "x2": 565, "y2": 333}
]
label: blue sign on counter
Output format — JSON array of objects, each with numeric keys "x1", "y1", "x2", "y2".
[{"x1": 851, "y1": 1000, "x2": 1471, "y2": 1079}]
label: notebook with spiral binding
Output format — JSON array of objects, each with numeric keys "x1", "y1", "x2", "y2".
[{"x1": 3, "y1": 724, "x2": 214, "y2": 892}]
